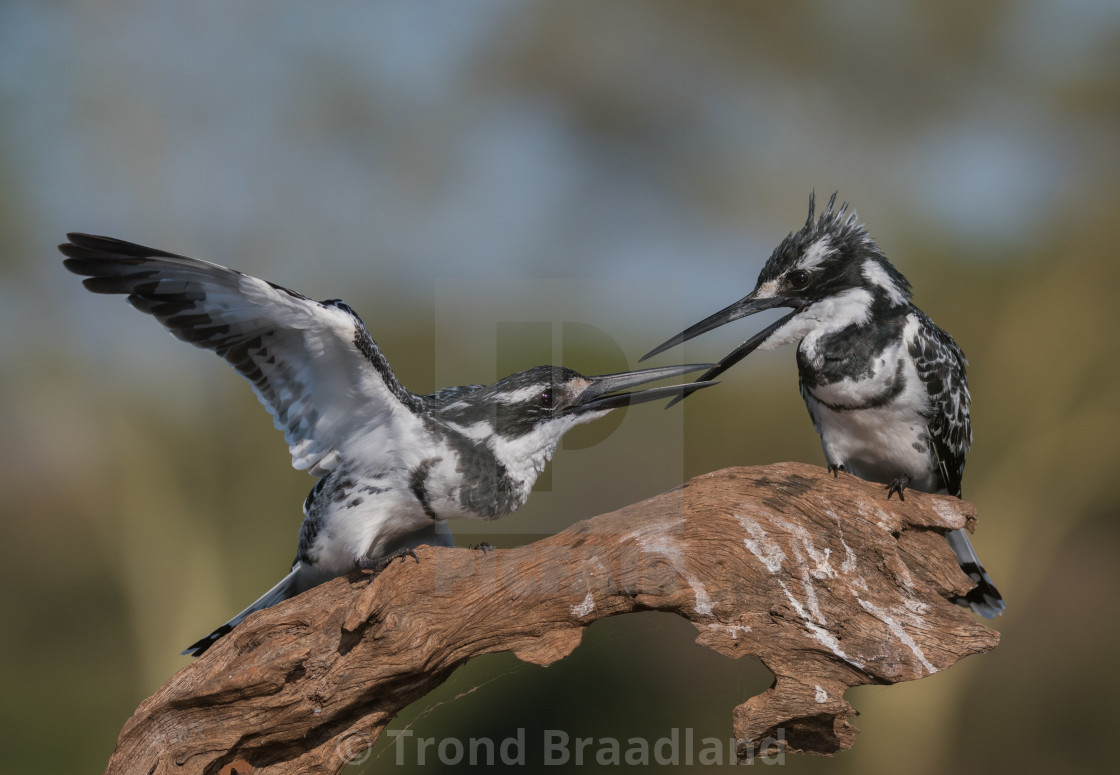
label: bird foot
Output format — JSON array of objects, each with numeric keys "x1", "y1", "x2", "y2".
[
  {"x1": 358, "y1": 547, "x2": 420, "y2": 575},
  {"x1": 469, "y1": 541, "x2": 495, "y2": 553},
  {"x1": 885, "y1": 474, "x2": 912, "y2": 501},
  {"x1": 828, "y1": 463, "x2": 846, "y2": 477}
]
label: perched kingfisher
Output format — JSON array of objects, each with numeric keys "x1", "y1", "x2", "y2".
[
  {"x1": 642, "y1": 194, "x2": 1004, "y2": 618},
  {"x1": 61, "y1": 234, "x2": 716, "y2": 655}
]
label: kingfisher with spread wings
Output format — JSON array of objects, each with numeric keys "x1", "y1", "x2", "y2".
[{"x1": 62, "y1": 234, "x2": 715, "y2": 655}]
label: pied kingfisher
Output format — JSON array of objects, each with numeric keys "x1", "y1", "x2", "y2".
[
  {"x1": 643, "y1": 194, "x2": 1004, "y2": 618},
  {"x1": 62, "y1": 234, "x2": 715, "y2": 655}
]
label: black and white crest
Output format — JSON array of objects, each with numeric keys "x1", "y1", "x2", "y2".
[{"x1": 756, "y1": 192, "x2": 912, "y2": 308}]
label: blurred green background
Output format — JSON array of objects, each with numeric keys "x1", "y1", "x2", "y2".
[{"x1": 2, "y1": 1, "x2": 1118, "y2": 772}]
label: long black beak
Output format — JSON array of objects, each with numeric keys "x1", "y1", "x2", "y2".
[
  {"x1": 641, "y1": 293, "x2": 796, "y2": 362},
  {"x1": 570, "y1": 363, "x2": 719, "y2": 414},
  {"x1": 640, "y1": 291, "x2": 805, "y2": 409}
]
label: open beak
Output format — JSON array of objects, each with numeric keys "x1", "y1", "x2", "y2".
[
  {"x1": 570, "y1": 363, "x2": 719, "y2": 414},
  {"x1": 640, "y1": 290, "x2": 806, "y2": 408},
  {"x1": 641, "y1": 292, "x2": 800, "y2": 362}
]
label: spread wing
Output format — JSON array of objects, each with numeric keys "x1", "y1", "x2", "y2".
[
  {"x1": 61, "y1": 233, "x2": 425, "y2": 476},
  {"x1": 909, "y1": 310, "x2": 971, "y2": 497}
]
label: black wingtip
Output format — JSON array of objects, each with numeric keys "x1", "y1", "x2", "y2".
[
  {"x1": 60, "y1": 233, "x2": 126, "y2": 254},
  {"x1": 59, "y1": 232, "x2": 185, "y2": 260}
]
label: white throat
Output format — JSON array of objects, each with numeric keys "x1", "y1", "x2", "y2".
[
  {"x1": 759, "y1": 287, "x2": 874, "y2": 351},
  {"x1": 483, "y1": 411, "x2": 607, "y2": 504}
]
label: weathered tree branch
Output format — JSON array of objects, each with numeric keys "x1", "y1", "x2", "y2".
[{"x1": 106, "y1": 463, "x2": 999, "y2": 774}]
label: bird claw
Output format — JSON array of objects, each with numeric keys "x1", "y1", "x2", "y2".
[
  {"x1": 885, "y1": 474, "x2": 911, "y2": 501},
  {"x1": 828, "y1": 463, "x2": 845, "y2": 477},
  {"x1": 358, "y1": 547, "x2": 420, "y2": 574},
  {"x1": 469, "y1": 541, "x2": 495, "y2": 553}
]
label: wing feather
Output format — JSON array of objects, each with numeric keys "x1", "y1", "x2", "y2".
[
  {"x1": 61, "y1": 233, "x2": 423, "y2": 475},
  {"x1": 909, "y1": 310, "x2": 971, "y2": 497}
]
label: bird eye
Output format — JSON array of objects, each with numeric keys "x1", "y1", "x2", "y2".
[
  {"x1": 540, "y1": 388, "x2": 554, "y2": 407},
  {"x1": 788, "y1": 269, "x2": 810, "y2": 291}
]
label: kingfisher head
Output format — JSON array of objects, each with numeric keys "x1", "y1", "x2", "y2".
[
  {"x1": 750, "y1": 193, "x2": 910, "y2": 312},
  {"x1": 642, "y1": 193, "x2": 912, "y2": 384},
  {"x1": 436, "y1": 362, "x2": 715, "y2": 462}
]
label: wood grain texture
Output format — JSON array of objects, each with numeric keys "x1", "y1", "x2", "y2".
[{"x1": 105, "y1": 463, "x2": 999, "y2": 773}]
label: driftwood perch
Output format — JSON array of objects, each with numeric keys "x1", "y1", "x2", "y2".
[{"x1": 105, "y1": 462, "x2": 999, "y2": 774}]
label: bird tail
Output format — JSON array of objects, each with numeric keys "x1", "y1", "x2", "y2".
[
  {"x1": 182, "y1": 564, "x2": 303, "y2": 657},
  {"x1": 945, "y1": 528, "x2": 1005, "y2": 618}
]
